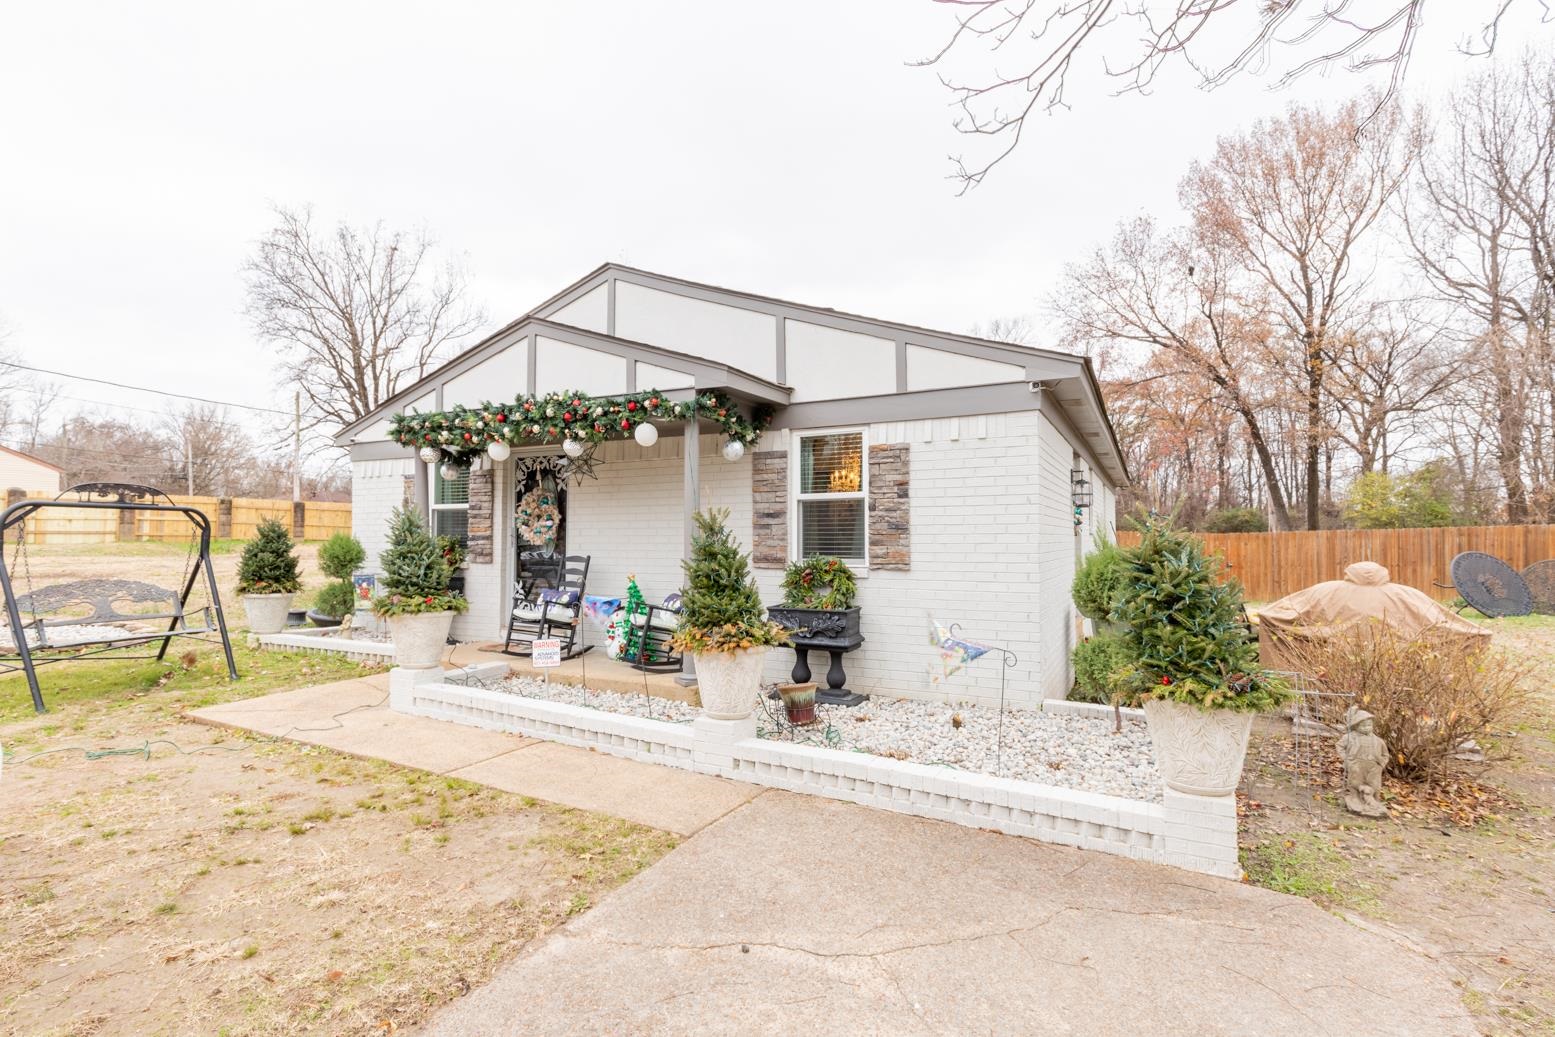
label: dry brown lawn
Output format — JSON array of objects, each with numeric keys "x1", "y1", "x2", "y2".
[{"x1": 0, "y1": 640, "x2": 677, "y2": 1036}]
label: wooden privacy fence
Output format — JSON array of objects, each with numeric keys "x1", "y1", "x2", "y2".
[
  {"x1": 1116, "y1": 524, "x2": 1555, "y2": 602},
  {"x1": 1, "y1": 490, "x2": 351, "y2": 545}
]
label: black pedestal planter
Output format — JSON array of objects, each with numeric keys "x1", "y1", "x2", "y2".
[{"x1": 767, "y1": 605, "x2": 866, "y2": 706}]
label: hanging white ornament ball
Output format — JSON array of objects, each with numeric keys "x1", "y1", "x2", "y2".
[
  {"x1": 633, "y1": 422, "x2": 659, "y2": 447},
  {"x1": 722, "y1": 439, "x2": 745, "y2": 462},
  {"x1": 486, "y1": 440, "x2": 512, "y2": 462},
  {"x1": 440, "y1": 462, "x2": 461, "y2": 481},
  {"x1": 562, "y1": 437, "x2": 584, "y2": 458},
  {"x1": 418, "y1": 446, "x2": 440, "y2": 463}
]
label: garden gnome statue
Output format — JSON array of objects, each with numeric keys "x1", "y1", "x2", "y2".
[{"x1": 1339, "y1": 707, "x2": 1389, "y2": 818}]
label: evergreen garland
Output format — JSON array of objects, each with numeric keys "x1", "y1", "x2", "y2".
[
  {"x1": 372, "y1": 507, "x2": 470, "y2": 616},
  {"x1": 389, "y1": 388, "x2": 774, "y2": 465},
  {"x1": 236, "y1": 519, "x2": 302, "y2": 595},
  {"x1": 1113, "y1": 517, "x2": 1287, "y2": 712},
  {"x1": 669, "y1": 509, "x2": 788, "y2": 654}
]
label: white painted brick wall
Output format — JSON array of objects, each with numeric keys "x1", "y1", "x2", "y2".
[
  {"x1": 354, "y1": 408, "x2": 1117, "y2": 708},
  {"x1": 351, "y1": 459, "x2": 414, "y2": 570}
]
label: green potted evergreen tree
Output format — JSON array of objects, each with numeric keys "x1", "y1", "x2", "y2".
[
  {"x1": 1114, "y1": 517, "x2": 1288, "y2": 796},
  {"x1": 236, "y1": 518, "x2": 302, "y2": 635},
  {"x1": 669, "y1": 509, "x2": 788, "y2": 719},
  {"x1": 372, "y1": 507, "x2": 468, "y2": 667},
  {"x1": 310, "y1": 532, "x2": 366, "y2": 628}
]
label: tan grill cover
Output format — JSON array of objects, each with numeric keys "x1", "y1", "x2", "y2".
[{"x1": 1257, "y1": 562, "x2": 1490, "y2": 670}]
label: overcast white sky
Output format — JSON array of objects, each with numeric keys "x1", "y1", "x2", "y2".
[{"x1": 3, "y1": 1, "x2": 1551, "y2": 445}]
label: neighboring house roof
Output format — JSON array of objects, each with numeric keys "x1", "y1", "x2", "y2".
[
  {"x1": 337, "y1": 263, "x2": 1128, "y2": 484},
  {"x1": 0, "y1": 444, "x2": 64, "y2": 473}
]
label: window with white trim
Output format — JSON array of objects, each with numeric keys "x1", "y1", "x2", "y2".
[
  {"x1": 792, "y1": 429, "x2": 867, "y2": 564},
  {"x1": 429, "y1": 464, "x2": 469, "y2": 546}
]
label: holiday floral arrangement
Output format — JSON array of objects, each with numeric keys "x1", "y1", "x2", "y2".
[
  {"x1": 437, "y1": 534, "x2": 467, "y2": 570},
  {"x1": 390, "y1": 388, "x2": 773, "y2": 466},
  {"x1": 515, "y1": 486, "x2": 562, "y2": 549},
  {"x1": 779, "y1": 556, "x2": 858, "y2": 611}
]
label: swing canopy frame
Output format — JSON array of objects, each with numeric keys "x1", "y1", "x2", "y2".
[{"x1": 0, "y1": 482, "x2": 239, "y2": 713}]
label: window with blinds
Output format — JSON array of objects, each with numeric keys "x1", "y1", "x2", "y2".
[
  {"x1": 430, "y1": 464, "x2": 470, "y2": 546},
  {"x1": 794, "y1": 429, "x2": 866, "y2": 563}
]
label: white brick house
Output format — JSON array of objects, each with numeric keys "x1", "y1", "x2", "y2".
[{"x1": 335, "y1": 265, "x2": 1127, "y2": 708}]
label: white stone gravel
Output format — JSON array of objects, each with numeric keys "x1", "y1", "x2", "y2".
[
  {"x1": 813, "y1": 697, "x2": 1161, "y2": 802},
  {"x1": 489, "y1": 674, "x2": 700, "y2": 722},
  {"x1": 486, "y1": 674, "x2": 1160, "y2": 802}
]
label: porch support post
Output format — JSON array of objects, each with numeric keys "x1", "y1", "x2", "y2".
[
  {"x1": 679, "y1": 418, "x2": 700, "y2": 683},
  {"x1": 683, "y1": 418, "x2": 700, "y2": 557}
]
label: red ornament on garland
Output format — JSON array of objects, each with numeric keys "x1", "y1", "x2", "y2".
[
  {"x1": 496, "y1": 413, "x2": 506, "y2": 422},
  {"x1": 619, "y1": 418, "x2": 630, "y2": 430},
  {"x1": 594, "y1": 423, "x2": 604, "y2": 433},
  {"x1": 648, "y1": 397, "x2": 659, "y2": 407},
  {"x1": 563, "y1": 411, "x2": 573, "y2": 422},
  {"x1": 627, "y1": 400, "x2": 638, "y2": 411},
  {"x1": 463, "y1": 432, "x2": 472, "y2": 441}
]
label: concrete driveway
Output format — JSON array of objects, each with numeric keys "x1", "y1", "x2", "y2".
[{"x1": 424, "y1": 791, "x2": 1474, "y2": 1037}]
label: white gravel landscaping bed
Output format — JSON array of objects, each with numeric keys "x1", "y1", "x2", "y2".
[
  {"x1": 488, "y1": 674, "x2": 1161, "y2": 802},
  {"x1": 0, "y1": 623, "x2": 140, "y2": 650},
  {"x1": 814, "y1": 697, "x2": 1161, "y2": 802}
]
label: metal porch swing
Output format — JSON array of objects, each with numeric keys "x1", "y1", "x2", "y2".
[{"x1": 0, "y1": 483, "x2": 239, "y2": 713}]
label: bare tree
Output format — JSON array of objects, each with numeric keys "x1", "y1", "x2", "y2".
[
  {"x1": 1058, "y1": 213, "x2": 1303, "y2": 528},
  {"x1": 162, "y1": 405, "x2": 256, "y2": 497},
  {"x1": 244, "y1": 206, "x2": 485, "y2": 435},
  {"x1": 1404, "y1": 52, "x2": 1555, "y2": 521},
  {"x1": 1184, "y1": 97, "x2": 1414, "y2": 528},
  {"x1": 916, "y1": 1, "x2": 1529, "y2": 190},
  {"x1": 1325, "y1": 306, "x2": 1456, "y2": 475}
]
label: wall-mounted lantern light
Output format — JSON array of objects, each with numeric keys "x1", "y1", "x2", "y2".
[{"x1": 1070, "y1": 469, "x2": 1094, "y2": 510}]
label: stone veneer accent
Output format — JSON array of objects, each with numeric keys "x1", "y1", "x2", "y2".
[
  {"x1": 751, "y1": 449, "x2": 787, "y2": 568},
  {"x1": 466, "y1": 469, "x2": 494, "y2": 564},
  {"x1": 868, "y1": 443, "x2": 910, "y2": 570}
]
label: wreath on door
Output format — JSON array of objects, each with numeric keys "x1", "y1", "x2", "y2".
[{"x1": 516, "y1": 487, "x2": 561, "y2": 549}]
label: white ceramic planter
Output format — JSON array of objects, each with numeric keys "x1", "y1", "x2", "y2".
[
  {"x1": 388, "y1": 611, "x2": 455, "y2": 669},
  {"x1": 693, "y1": 647, "x2": 768, "y2": 720},
  {"x1": 1142, "y1": 698, "x2": 1255, "y2": 797},
  {"x1": 241, "y1": 592, "x2": 294, "y2": 635}
]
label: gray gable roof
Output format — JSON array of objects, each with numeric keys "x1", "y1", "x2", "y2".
[{"x1": 335, "y1": 263, "x2": 1128, "y2": 483}]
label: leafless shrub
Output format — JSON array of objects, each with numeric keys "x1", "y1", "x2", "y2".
[{"x1": 1285, "y1": 621, "x2": 1532, "y2": 781}]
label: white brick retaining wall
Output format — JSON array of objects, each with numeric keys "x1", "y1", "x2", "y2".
[{"x1": 390, "y1": 668, "x2": 1240, "y2": 879}]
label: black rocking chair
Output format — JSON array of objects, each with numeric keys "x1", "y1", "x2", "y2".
[
  {"x1": 625, "y1": 592, "x2": 683, "y2": 673},
  {"x1": 504, "y1": 554, "x2": 591, "y2": 659}
]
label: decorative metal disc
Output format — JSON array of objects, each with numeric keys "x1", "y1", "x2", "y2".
[
  {"x1": 1521, "y1": 559, "x2": 1555, "y2": 616},
  {"x1": 1450, "y1": 551, "x2": 1532, "y2": 618}
]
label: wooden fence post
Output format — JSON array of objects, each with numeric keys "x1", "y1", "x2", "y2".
[
  {"x1": 5, "y1": 487, "x2": 25, "y2": 509},
  {"x1": 292, "y1": 501, "x2": 306, "y2": 539},
  {"x1": 216, "y1": 498, "x2": 233, "y2": 539},
  {"x1": 117, "y1": 506, "x2": 136, "y2": 542}
]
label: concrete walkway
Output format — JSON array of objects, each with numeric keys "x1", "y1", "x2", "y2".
[
  {"x1": 193, "y1": 680, "x2": 1474, "y2": 1036},
  {"x1": 189, "y1": 676, "x2": 757, "y2": 836}
]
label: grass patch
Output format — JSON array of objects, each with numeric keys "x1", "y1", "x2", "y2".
[
  {"x1": 529, "y1": 807, "x2": 680, "y2": 886},
  {"x1": 1242, "y1": 833, "x2": 1380, "y2": 914},
  {"x1": 0, "y1": 638, "x2": 377, "y2": 725}
]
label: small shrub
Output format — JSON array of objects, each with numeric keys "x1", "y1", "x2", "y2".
[
  {"x1": 1071, "y1": 535, "x2": 1129, "y2": 621},
  {"x1": 1070, "y1": 633, "x2": 1137, "y2": 705},
  {"x1": 779, "y1": 557, "x2": 858, "y2": 610},
  {"x1": 1286, "y1": 622, "x2": 1532, "y2": 781},
  {"x1": 313, "y1": 579, "x2": 357, "y2": 620},
  {"x1": 236, "y1": 519, "x2": 302, "y2": 595},
  {"x1": 1201, "y1": 507, "x2": 1268, "y2": 533},
  {"x1": 318, "y1": 532, "x2": 367, "y2": 580}
]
